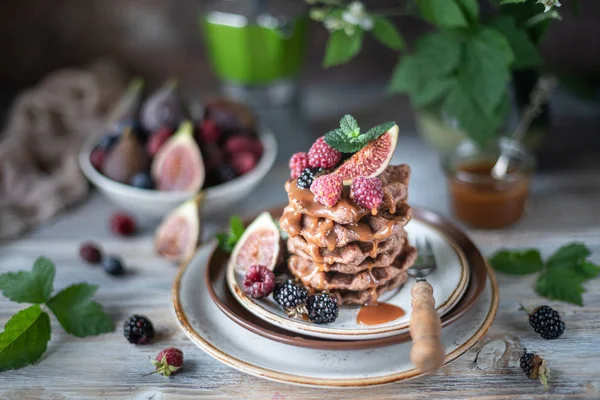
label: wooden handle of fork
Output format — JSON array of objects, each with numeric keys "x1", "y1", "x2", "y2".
[{"x1": 409, "y1": 280, "x2": 444, "y2": 373}]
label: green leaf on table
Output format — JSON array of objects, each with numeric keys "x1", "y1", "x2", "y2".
[
  {"x1": 47, "y1": 283, "x2": 114, "y2": 337},
  {"x1": 536, "y1": 268, "x2": 586, "y2": 306},
  {"x1": 459, "y1": 27, "x2": 513, "y2": 115},
  {"x1": 417, "y1": 0, "x2": 469, "y2": 28},
  {"x1": 363, "y1": 121, "x2": 396, "y2": 141},
  {"x1": 546, "y1": 243, "x2": 590, "y2": 269},
  {"x1": 0, "y1": 257, "x2": 55, "y2": 304},
  {"x1": 340, "y1": 114, "x2": 360, "y2": 138},
  {"x1": 0, "y1": 305, "x2": 51, "y2": 372},
  {"x1": 577, "y1": 261, "x2": 600, "y2": 280},
  {"x1": 489, "y1": 249, "x2": 544, "y2": 275},
  {"x1": 323, "y1": 30, "x2": 364, "y2": 68},
  {"x1": 490, "y1": 16, "x2": 542, "y2": 69},
  {"x1": 455, "y1": 0, "x2": 479, "y2": 22},
  {"x1": 371, "y1": 15, "x2": 404, "y2": 51}
]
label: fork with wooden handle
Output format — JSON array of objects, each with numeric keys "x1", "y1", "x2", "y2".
[{"x1": 408, "y1": 238, "x2": 444, "y2": 373}]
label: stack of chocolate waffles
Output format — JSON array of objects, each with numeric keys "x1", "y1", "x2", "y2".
[{"x1": 280, "y1": 164, "x2": 417, "y2": 305}]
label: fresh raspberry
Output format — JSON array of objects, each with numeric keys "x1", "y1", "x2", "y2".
[
  {"x1": 110, "y1": 213, "x2": 136, "y2": 236},
  {"x1": 243, "y1": 265, "x2": 276, "y2": 298},
  {"x1": 90, "y1": 148, "x2": 106, "y2": 171},
  {"x1": 308, "y1": 137, "x2": 341, "y2": 169},
  {"x1": 310, "y1": 174, "x2": 343, "y2": 207},
  {"x1": 289, "y1": 152, "x2": 310, "y2": 179},
  {"x1": 79, "y1": 242, "x2": 102, "y2": 264},
  {"x1": 198, "y1": 119, "x2": 222, "y2": 143},
  {"x1": 151, "y1": 347, "x2": 184, "y2": 377},
  {"x1": 223, "y1": 135, "x2": 263, "y2": 159},
  {"x1": 231, "y1": 151, "x2": 257, "y2": 175},
  {"x1": 350, "y1": 177, "x2": 383, "y2": 211},
  {"x1": 146, "y1": 127, "x2": 172, "y2": 157}
]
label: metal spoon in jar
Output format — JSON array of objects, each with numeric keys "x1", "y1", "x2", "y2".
[{"x1": 491, "y1": 75, "x2": 558, "y2": 180}]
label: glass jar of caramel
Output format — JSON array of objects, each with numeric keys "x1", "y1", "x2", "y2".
[{"x1": 443, "y1": 139, "x2": 535, "y2": 229}]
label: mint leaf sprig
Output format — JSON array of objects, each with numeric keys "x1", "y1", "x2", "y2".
[
  {"x1": 489, "y1": 243, "x2": 599, "y2": 306},
  {"x1": 0, "y1": 257, "x2": 114, "y2": 372},
  {"x1": 216, "y1": 216, "x2": 246, "y2": 253},
  {"x1": 324, "y1": 114, "x2": 395, "y2": 153}
]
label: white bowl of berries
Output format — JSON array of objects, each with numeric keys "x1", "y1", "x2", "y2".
[{"x1": 79, "y1": 85, "x2": 277, "y2": 218}]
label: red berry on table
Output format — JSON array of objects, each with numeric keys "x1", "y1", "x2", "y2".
[
  {"x1": 308, "y1": 137, "x2": 341, "y2": 169},
  {"x1": 289, "y1": 152, "x2": 310, "y2": 179},
  {"x1": 310, "y1": 174, "x2": 343, "y2": 207},
  {"x1": 146, "y1": 127, "x2": 172, "y2": 157},
  {"x1": 198, "y1": 119, "x2": 222, "y2": 143},
  {"x1": 110, "y1": 213, "x2": 136, "y2": 236},
  {"x1": 90, "y1": 148, "x2": 106, "y2": 171},
  {"x1": 231, "y1": 151, "x2": 257, "y2": 175},
  {"x1": 243, "y1": 265, "x2": 276, "y2": 298},
  {"x1": 151, "y1": 347, "x2": 184, "y2": 377},
  {"x1": 350, "y1": 177, "x2": 384, "y2": 212},
  {"x1": 79, "y1": 242, "x2": 102, "y2": 264}
]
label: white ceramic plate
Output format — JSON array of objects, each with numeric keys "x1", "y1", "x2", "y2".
[
  {"x1": 173, "y1": 244, "x2": 498, "y2": 387},
  {"x1": 226, "y1": 217, "x2": 470, "y2": 340}
]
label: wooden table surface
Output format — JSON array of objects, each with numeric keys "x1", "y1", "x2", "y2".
[{"x1": 1, "y1": 133, "x2": 599, "y2": 400}]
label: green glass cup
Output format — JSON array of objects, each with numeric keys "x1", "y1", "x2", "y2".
[{"x1": 201, "y1": 0, "x2": 308, "y2": 105}]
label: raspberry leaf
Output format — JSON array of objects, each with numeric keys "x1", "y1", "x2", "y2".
[
  {"x1": 546, "y1": 243, "x2": 590, "y2": 270},
  {"x1": 536, "y1": 268, "x2": 586, "y2": 306},
  {"x1": 577, "y1": 261, "x2": 600, "y2": 279},
  {"x1": 0, "y1": 257, "x2": 55, "y2": 304},
  {"x1": 489, "y1": 249, "x2": 543, "y2": 275},
  {"x1": 217, "y1": 216, "x2": 245, "y2": 253},
  {"x1": 323, "y1": 30, "x2": 364, "y2": 68},
  {"x1": 0, "y1": 305, "x2": 51, "y2": 372},
  {"x1": 230, "y1": 216, "x2": 245, "y2": 239},
  {"x1": 47, "y1": 283, "x2": 114, "y2": 337},
  {"x1": 371, "y1": 15, "x2": 404, "y2": 51}
]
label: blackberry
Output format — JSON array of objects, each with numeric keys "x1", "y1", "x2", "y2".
[
  {"x1": 306, "y1": 293, "x2": 339, "y2": 324},
  {"x1": 216, "y1": 164, "x2": 237, "y2": 183},
  {"x1": 296, "y1": 167, "x2": 323, "y2": 189},
  {"x1": 520, "y1": 351, "x2": 551, "y2": 389},
  {"x1": 528, "y1": 305, "x2": 565, "y2": 339},
  {"x1": 124, "y1": 315, "x2": 155, "y2": 344},
  {"x1": 273, "y1": 280, "x2": 308, "y2": 310}
]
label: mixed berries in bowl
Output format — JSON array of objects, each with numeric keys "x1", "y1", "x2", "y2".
[{"x1": 79, "y1": 79, "x2": 277, "y2": 217}]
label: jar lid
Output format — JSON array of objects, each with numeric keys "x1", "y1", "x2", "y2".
[{"x1": 205, "y1": 0, "x2": 307, "y2": 29}]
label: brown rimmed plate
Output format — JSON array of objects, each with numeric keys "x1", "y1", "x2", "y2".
[{"x1": 205, "y1": 207, "x2": 487, "y2": 350}]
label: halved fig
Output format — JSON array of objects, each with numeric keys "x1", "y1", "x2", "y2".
[
  {"x1": 151, "y1": 121, "x2": 205, "y2": 192},
  {"x1": 228, "y1": 212, "x2": 280, "y2": 275},
  {"x1": 155, "y1": 194, "x2": 203, "y2": 262},
  {"x1": 334, "y1": 124, "x2": 399, "y2": 185}
]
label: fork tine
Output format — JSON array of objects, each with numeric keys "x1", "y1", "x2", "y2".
[{"x1": 424, "y1": 237, "x2": 435, "y2": 263}]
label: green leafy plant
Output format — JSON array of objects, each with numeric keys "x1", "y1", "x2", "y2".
[
  {"x1": 324, "y1": 114, "x2": 395, "y2": 152},
  {"x1": 0, "y1": 257, "x2": 114, "y2": 372},
  {"x1": 308, "y1": 0, "x2": 566, "y2": 146},
  {"x1": 489, "y1": 243, "x2": 599, "y2": 306},
  {"x1": 216, "y1": 216, "x2": 246, "y2": 253}
]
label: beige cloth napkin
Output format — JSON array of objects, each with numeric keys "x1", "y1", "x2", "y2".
[{"x1": 0, "y1": 61, "x2": 124, "y2": 241}]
